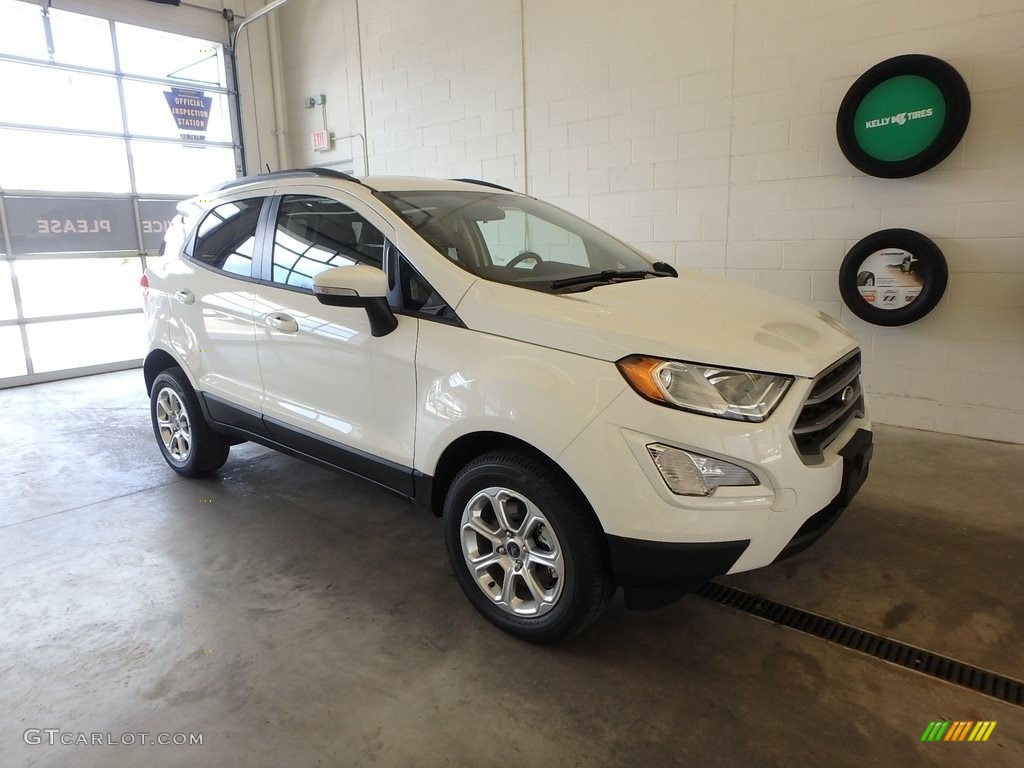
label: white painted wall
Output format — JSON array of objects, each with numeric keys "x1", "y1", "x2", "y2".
[
  {"x1": 275, "y1": 0, "x2": 365, "y2": 171},
  {"x1": 234, "y1": 0, "x2": 287, "y2": 175},
  {"x1": 276, "y1": 0, "x2": 1024, "y2": 443}
]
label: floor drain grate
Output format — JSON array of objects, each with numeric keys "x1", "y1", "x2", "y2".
[{"x1": 697, "y1": 581, "x2": 1024, "y2": 709}]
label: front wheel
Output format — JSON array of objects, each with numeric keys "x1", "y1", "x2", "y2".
[
  {"x1": 150, "y1": 368, "x2": 230, "y2": 477},
  {"x1": 442, "y1": 449, "x2": 614, "y2": 642}
]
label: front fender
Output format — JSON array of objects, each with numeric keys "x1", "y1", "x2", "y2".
[{"x1": 414, "y1": 323, "x2": 625, "y2": 478}]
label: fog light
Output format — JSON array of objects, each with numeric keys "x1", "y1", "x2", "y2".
[{"x1": 646, "y1": 444, "x2": 758, "y2": 496}]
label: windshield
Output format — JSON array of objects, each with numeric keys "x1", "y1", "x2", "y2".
[{"x1": 373, "y1": 189, "x2": 657, "y2": 292}]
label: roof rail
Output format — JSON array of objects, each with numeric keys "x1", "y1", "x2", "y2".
[
  {"x1": 451, "y1": 178, "x2": 515, "y2": 192},
  {"x1": 216, "y1": 167, "x2": 362, "y2": 192}
]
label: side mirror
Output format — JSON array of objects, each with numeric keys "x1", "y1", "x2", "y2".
[{"x1": 313, "y1": 263, "x2": 397, "y2": 337}]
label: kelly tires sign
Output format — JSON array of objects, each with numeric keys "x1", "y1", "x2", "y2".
[
  {"x1": 839, "y1": 229, "x2": 948, "y2": 327},
  {"x1": 837, "y1": 55, "x2": 970, "y2": 178}
]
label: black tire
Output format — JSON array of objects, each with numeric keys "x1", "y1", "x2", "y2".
[
  {"x1": 150, "y1": 368, "x2": 230, "y2": 477},
  {"x1": 857, "y1": 271, "x2": 875, "y2": 287},
  {"x1": 836, "y1": 54, "x2": 970, "y2": 178},
  {"x1": 442, "y1": 449, "x2": 614, "y2": 643},
  {"x1": 839, "y1": 229, "x2": 948, "y2": 327}
]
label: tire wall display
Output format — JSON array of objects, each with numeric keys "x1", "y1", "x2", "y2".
[
  {"x1": 837, "y1": 54, "x2": 971, "y2": 178},
  {"x1": 839, "y1": 229, "x2": 948, "y2": 327}
]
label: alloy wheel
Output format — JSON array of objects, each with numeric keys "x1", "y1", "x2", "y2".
[
  {"x1": 459, "y1": 487, "x2": 565, "y2": 617},
  {"x1": 155, "y1": 387, "x2": 192, "y2": 463}
]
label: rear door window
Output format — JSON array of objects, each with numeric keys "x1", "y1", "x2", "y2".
[{"x1": 191, "y1": 198, "x2": 263, "y2": 277}]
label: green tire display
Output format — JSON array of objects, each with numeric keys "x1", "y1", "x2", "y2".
[
  {"x1": 839, "y1": 229, "x2": 948, "y2": 327},
  {"x1": 837, "y1": 55, "x2": 970, "y2": 178}
]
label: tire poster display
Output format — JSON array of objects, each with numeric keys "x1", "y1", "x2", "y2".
[
  {"x1": 837, "y1": 54, "x2": 971, "y2": 178},
  {"x1": 839, "y1": 229, "x2": 948, "y2": 327}
]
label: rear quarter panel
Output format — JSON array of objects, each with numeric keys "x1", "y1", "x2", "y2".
[{"x1": 143, "y1": 253, "x2": 198, "y2": 383}]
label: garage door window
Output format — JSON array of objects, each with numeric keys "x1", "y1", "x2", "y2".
[{"x1": 0, "y1": 1, "x2": 240, "y2": 386}]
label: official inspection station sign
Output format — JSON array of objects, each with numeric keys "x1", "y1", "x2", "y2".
[{"x1": 164, "y1": 87, "x2": 213, "y2": 142}]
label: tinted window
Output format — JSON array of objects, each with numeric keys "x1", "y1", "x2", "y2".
[
  {"x1": 397, "y1": 253, "x2": 457, "y2": 321},
  {"x1": 374, "y1": 190, "x2": 654, "y2": 293},
  {"x1": 192, "y1": 198, "x2": 262, "y2": 277},
  {"x1": 271, "y1": 195, "x2": 385, "y2": 290}
]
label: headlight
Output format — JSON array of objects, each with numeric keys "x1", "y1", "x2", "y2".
[{"x1": 617, "y1": 355, "x2": 792, "y2": 421}]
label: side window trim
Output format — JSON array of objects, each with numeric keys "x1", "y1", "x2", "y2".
[
  {"x1": 182, "y1": 219, "x2": 197, "y2": 259},
  {"x1": 254, "y1": 194, "x2": 281, "y2": 284}
]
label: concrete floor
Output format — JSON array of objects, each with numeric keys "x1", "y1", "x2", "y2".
[{"x1": 0, "y1": 370, "x2": 1021, "y2": 767}]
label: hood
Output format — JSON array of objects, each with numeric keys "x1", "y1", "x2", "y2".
[{"x1": 455, "y1": 271, "x2": 858, "y2": 379}]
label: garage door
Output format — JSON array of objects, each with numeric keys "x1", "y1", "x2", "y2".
[{"x1": 0, "y1": 0, "x2": 241, "y2": 386}]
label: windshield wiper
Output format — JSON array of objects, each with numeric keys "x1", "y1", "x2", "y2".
[{"x1": 550, "y1": 269, "x2": 665, "y2": 291}]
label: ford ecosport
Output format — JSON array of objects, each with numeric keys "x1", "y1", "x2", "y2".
[{"x1": 142, "y1": 169, "x2": 872, "y2": 642}]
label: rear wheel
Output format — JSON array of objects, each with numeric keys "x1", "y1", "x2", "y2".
[
  {"x1": 150, "y1": 368, "x2": 230, "y2": 477},
  {"x1": 443, "y1": 449, "x2": 614, "y2": 642}
]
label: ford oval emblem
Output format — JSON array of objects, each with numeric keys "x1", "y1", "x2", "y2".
[{"x1": 840, "y1": 385, "x2": 856, "y2": 404}]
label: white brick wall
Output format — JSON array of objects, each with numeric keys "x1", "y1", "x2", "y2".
[
  {"x1": 278, "y1": 0, "x2": 523, "y2": 187},
  {"x1": 277, "y1": 0, "x2": 1024, "y2": 443}
]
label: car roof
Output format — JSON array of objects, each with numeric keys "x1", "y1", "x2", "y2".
[
  {"x1": 209, "y1": 168, "x2": 516, "y2": 195},
  {"x1": 179, "y1": 171, "x2": 517, "y2": 218},
  {"x1": 363, "y1": 175, "x2": 515, "y2": 192}
]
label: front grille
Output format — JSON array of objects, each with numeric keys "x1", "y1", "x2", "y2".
[{"x1": 793, "y1": 350, "x2": 863, "y2": 464}]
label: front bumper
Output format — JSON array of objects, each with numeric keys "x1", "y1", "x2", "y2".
[
  {"x1": 606, "y1": 535, "x2": 750, "y2": 609},
  {"x1": 557, "y1": 367, "x2": 873, "y2": 594},
  {"x1": 774, "y1": 427, "x2": 872, "y2": 561},
  {"x1": 601, "y1": 428, "x2": 873, "y2": 608}
]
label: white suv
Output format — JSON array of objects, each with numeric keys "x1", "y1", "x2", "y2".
[{"x1": 143, "y1": 169, "x2": 872, "y2": 642}]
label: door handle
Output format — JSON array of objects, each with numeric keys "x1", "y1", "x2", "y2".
[
  {"x1": 174, "y1": 289, "x2": 195, "y2": 305},
  {"x1": 265, "y1": 312, "x2": 299, "y2": 334}
]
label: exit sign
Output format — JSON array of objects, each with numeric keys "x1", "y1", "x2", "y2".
[{"x1": 311, "y1": 129, "x2": 331, "y2": 152}]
